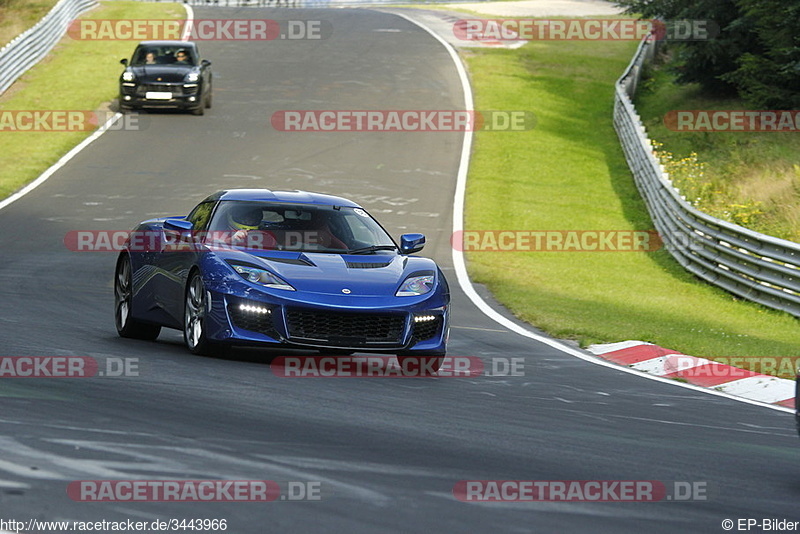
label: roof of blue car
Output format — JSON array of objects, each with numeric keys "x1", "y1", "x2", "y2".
[{"x1": 208, "y1": 189, "x2": 362, "y2": 208}]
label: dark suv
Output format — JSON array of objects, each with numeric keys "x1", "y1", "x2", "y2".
[{"x1": 119, "y1": 41, "x2": 212, "y2": 115}]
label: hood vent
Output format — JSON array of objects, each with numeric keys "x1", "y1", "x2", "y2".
[
  {"x1": 345, "y1": 261, "x2": 392, "y2": 269},
  {"x1": 260, "y1": 256, "x2": 314, "y2": 266}
]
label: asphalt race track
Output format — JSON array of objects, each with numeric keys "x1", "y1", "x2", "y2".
[{"x1": 0, "y1": 7, "x2": 798, "y2": 533}]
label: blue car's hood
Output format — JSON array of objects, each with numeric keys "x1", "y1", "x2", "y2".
[{"x1": 221, "y1": 249, "x2": 435, "y2": 297}]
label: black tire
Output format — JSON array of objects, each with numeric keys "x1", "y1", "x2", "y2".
[
  {"x1": 183, "y1": 271, "x2": 229, "y2": 357},
  {"x1": 191, "y1": 105, "x2": 204, "y2": 116},
  {"x1": 396, "y1": 354, "x2": 445, "y2": 376},
  {"x1": 184, "y1": 271, "x2": 212, "y2": 354},
  {"x1": 114, "y1": 254, "x2": 161, "y2": 340},
  {"x1": 205, "y1": 88, "x2": 212, "y2": 109}
]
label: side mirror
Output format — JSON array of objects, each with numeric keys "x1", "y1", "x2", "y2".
[
  {"x1": 201, "y1": 59, "x2": 211, "y2": 67},
  {"x1": 164, "y1": 218, "x2": 194, "y2": 232},
  {"x1": 400, "y1": 233, "x2": 425, "y2": 254},
  {"x1": 120, "y1": 58, "x2": 128, "y2": 66}
]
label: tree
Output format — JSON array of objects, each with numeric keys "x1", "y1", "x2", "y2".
[
  {"x1": 615, "y1": 0, "x2": 799, "y2": 108},
  {"x1": 722, "y1": 0, "x2": 800, "y2": 109},
  {"x1": 616, "y1": 0, "x2": 753, "y2": 95}
]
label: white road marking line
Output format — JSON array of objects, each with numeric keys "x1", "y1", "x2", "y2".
[
  {"x1": 392, "y1": 11, "x2": 794, "y2": 415},
  {"x1": 0, "y1": 3, "x2": 195, "y2": 213},
  {"x1": 450, "y1": 325, "x2": 508, "y2": 333}
]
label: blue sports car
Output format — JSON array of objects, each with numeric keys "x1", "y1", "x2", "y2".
[{"x1": 114, "y1": 189, "x2": 450, "y2": 370}]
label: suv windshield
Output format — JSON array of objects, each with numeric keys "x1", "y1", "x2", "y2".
[
  {"x1": 206, "y1": 201, "x2": 396, "y2": 254},
  {"x1": 131, "y1": 46, "x2": 197, "y2": 66}
]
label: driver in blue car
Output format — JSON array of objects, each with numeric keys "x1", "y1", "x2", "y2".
[{"x1": 227, "y1": 205, "x2": 275, "y2": 249}]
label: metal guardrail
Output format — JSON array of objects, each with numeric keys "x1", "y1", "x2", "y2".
[
  {"x1": 614, "y1": 35, "x2": 800, "y2": 319},
  {"x1": 0, "y1": 0, "x2": 97, "y2": 96}
]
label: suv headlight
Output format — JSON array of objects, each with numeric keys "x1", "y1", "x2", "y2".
[
  {"x1": 185, "y1": 72, "x2": 200, "y2": 82},
  {"x1": 229, "y1": 263, "x2": 295, "y2": 291},
  {"x1": 122, "y1": 71, "x2": 135, "y2": 82},
  {"x1": 396, "y1": 273, "x2": 435, "y2": 297}
]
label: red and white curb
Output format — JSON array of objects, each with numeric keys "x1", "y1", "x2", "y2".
[{"x1": 587, "y1": 341, "x2": 796, "y2": 409}]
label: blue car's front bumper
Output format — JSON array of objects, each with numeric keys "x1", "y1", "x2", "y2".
[{"x1": 201, "y1": 279, "x2": 449, "y2": 354}]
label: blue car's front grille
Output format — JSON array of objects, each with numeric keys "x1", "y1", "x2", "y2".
[
  {"x1": 228, "y1": 304, "x2": 280, "y2": 340},
  {"x1": 285, "y1": 308, "x2": 406, "y2": 348},
  {"x1": 412, "y1": 316, "x2": 442, "y2": 342}
]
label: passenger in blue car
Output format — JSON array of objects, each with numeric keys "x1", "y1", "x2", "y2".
[{"x1": 281, "y1": 210, "x2": 349, "y2": 251}]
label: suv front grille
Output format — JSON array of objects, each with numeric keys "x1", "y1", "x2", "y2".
[{"x1": 137, "y1": 84, "x2": 184, "y2": 97}]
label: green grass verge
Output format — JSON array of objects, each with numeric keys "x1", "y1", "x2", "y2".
[
  {"x1": 634, "y1": 62, "x2": 800, "y2": 241},
  {"x1": 0, "y1": 1, "x2": 183, "y2": 200},
  {"x1": 0, "y1": 0, "x2": 59, "y2": 48},
  {"x1": 463, "y1": 40, "x2": 799, "y2": 376}
]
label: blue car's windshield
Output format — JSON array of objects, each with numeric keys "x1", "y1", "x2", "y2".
[{"x1": 206, "y1": 201, "x2": 396, "y2": 253}]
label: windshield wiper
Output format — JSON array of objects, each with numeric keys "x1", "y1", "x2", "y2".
[{"x1": 347, "y1": 245, "x2": 397, "y2": 255}]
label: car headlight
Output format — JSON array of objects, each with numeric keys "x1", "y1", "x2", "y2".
[
  {"x1": 396, "y1": 273, "x2": 435, "y2": 297},
  {"x1": 230, "y1": 263, "x2": 295, "y2": 291},
  {"x1": 122, "y1": 71, "x2": 135, "y2": 82},
  {"x1": 185, "y1": 72, "x2": 200, "y2": 82}
]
